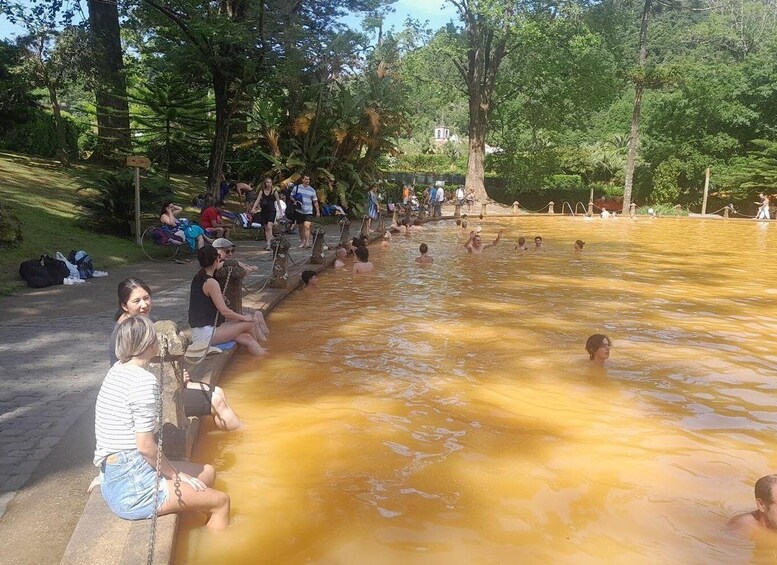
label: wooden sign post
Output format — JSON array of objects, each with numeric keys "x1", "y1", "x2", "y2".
[{"x1": 126, "y1": 155, "x2": 152, "y2": 245}]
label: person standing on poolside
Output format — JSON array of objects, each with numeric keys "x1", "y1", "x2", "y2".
[
  {"x1": 756, "y1": 193, "x2": 771, "y2": 220},
  {"x1": 250, "y1": 177, "x2": 282, "y2": 250},
  {"x1": 291, "y1": 175, "x2": 320, "y2": 248},
  {"x1": 729, "y1": 475, "x2": 777, "y2": 537}
]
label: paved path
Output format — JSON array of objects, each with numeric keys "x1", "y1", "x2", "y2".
[{"x1": 0, "y1": 225, "x2": 349, "y2": 518}]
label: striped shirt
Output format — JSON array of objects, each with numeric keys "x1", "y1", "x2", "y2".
[
  {"x1": 93, "y1": 362, "x2": 159, "y2": 466},
  {"x1": 292, "y1": 184, "x2": 317, "y2": 215}
]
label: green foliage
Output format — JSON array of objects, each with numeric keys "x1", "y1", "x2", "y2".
[
  {"x1": 0, "y1": 108, "x2": 82, "y2": 158},
  {"x1": 75, "y1": 171, "x2": 173, "y2": 238},
  {"x1": 636, "y1": 203, "x2": 688, "y2": 216},
  {"x1": 651, "y1": 158, "x2": 682, "y2": 204},
  {"x1": 716, "y1": 139, "x2": 777, "y2": 201},
  {"x1": 0, "y1": 40, "x2": 39, "y2": 135}
]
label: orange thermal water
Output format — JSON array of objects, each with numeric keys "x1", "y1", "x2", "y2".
[{"x1": 176, "y1": 217, "x2": 777, "y2": 564}]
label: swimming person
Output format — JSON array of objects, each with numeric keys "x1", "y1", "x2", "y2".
[
  {"x1": 334, "y1": 246, "x2": 348, "y2": 270},
  {"x1": 301, "y1": 270, "x2": 319, "y2": 289},
  {"x1": 533, "y1": 236, "x2": 544, "y2": 251},
  {"x1": 381, "y1": 231, "x2": 391, "y2": 248},
  {"x1": 585, "y1": 334, "x2": 611, "y2": 367},
  {"x1": 352, "y1": 245, "x2": 374, "y2": 274},
  {"x1": 574, "y1": 240, "x2": 585, "y2": 253},
  {"x1": 415, "y1": 243, "x2": 433, "y2": 265},
  {"x1": 464, "y1": 230, "x2": 501, "y2": 255},
  {"x1": 515, "y1": 237, "x2": 529, "y2": 253},
  {"x1": 729, "y1": 475, "x2": 777, "y2": 536},
  {"x1": 96, "y1": 315, "x2": 231, "y2": 529},
  {"x1": 110, "y1": 278, "x2": 243, "y2": 431}
]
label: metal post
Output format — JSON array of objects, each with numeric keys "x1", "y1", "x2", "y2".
[
  {"x1": 309, "y1": 227, "x2": 325, "y2": 264},
  {"x1": 134, "y1": 166, "x2": 141, "y2": 245},
  {"x1": 512, "y1": 201, "x2": 520, "y2": 215},
  {"x1": 268, "y1": 236, "x2": 291, "y2": 289},
  {"x1": 723, "y1": 205, "x2": 731, "y2": 218},
  {"x1": 454, "y1": 203, "x2": 461, "y2": 218},
  {"x1": 339, "y1": 217, "x2": 351, "y2": 246},
  {"x1": 548, "y1": 201, "x2": 555, "y2": 214}
]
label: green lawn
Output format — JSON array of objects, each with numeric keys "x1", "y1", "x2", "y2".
[{"x1": 0, "y1": 151, "x2": 206, "y2": 295}]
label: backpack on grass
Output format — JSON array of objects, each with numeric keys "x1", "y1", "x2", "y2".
[
  {"x1": 67, "y1": 250, "x2": 95, "y2": 280},
  {"x1": 19, "y1": 257, "x2": 54, "y2": 288},
  {"x1": 42, "y1": 254, "x2": 69, "y2": 285}
]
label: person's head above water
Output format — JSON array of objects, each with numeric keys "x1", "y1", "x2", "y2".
[
  {"x1": 301, "y1": 270, "x2": 318, "y2": 287},
  {"x1": 419, "y1": 243, "x2": 428, "y2": 254},
  {"x1": 461, "y1": 220, "x2": 468, "y2": 229},
  {"x1": 575, "y1": 239, "x2": 585, "y2": 250},
  {"x1": 535, "y1": 236, "x2": 543, "y2": 246},
  {"x1": 116, "y1": 277, "x2": 152, "y2": 320},
  {"x1": 413, "y1": 218, "x2": 422, "y2": 226},
  {"x1": 456, "y1": 219, "x2": 462, "y2": 226},
  {"x1": 335, "y1": 246, "x2": 347, "y2": 258},
  {"x1": 355, "y1": 245, "x2": 369, "y2": 262},
  {"x1": 585, "y1": 334, "x2": 611, "y2": 364},
  {"x1": 518, "y1": 237, "x2": 526, "y2": 246}
]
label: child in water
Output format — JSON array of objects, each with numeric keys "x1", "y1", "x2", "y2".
[
  {"x1": 515, "y1": 237, "x2": 529, "y2": 252},
  {"x1": 415, "y1": 243, "x2": 433, "y2": 265},
  {"x1": 352, "y1": 245, "x2": 374, "y2": 274},
  {"x1": 574, "y1": 240, "x2": 585, "y2": 253}
]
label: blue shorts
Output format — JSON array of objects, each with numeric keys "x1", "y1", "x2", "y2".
[{"x1": 100, "y1": 449, "x2": 168, "y2": 520}]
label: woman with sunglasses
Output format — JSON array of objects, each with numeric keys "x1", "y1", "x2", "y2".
[{"x1": 189, "y1": 245, "x2": 267, "y2": 356}]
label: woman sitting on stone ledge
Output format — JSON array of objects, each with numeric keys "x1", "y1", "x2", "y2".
[
  {"x1": 110, "y1": 277, "x2": 243, "y2": 430},
  {"x1": 189, "y1": 245, "x2": 267, "y2": 356},
  {"x1": 95, "y1": 316, "x2": 230, "y2": 529}
]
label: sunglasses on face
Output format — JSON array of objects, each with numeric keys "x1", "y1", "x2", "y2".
[{"x1": 224, "y1": 249, "x2": 235, "y2": 255}]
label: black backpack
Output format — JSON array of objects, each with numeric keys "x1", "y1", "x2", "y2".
[
  {"x1": 19, "y1": 256, "x2": 55, "y2": 288},
  {"x1": 42, "y1": 254, "x2": 69, "y2": 285}
]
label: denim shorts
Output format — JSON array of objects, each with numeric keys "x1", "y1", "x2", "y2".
[{"x1": 101, "y1": 449, "x2": 168, "y2": 520}]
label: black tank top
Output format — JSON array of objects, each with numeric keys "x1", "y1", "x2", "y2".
[
  {"x1": 259, "y1": 189, "x2": 275, "y2": 212},
  {"x1": 188, "y1": 271, "x2": 218, "y2": 328}
]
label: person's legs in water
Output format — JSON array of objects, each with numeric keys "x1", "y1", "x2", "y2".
[{"x1": 159, "y1": 460, "x2": 230, "y2": 530}]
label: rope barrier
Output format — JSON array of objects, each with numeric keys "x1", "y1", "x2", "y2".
[{"x1": 518, "y1": 204, "x2": 549, "y2": 213}]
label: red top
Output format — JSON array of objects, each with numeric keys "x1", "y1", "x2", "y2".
[{"x1": 200, "y1": 207, "x2": 221, "y2": 229}]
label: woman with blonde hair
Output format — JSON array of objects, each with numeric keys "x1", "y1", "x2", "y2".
[{"x1": 95, "y1": 316, "x2": 230, "y2": 529}]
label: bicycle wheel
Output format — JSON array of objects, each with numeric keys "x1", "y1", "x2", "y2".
[{"x1": 140, "y1": 228, "x2": 181, "y2": 262}]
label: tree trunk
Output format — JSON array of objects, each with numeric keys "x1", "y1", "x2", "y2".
[
  {"x1": 87, "y1": 0, "x2": 131, "y2": 162},
  {"x1": 622, "y1": 0, "x2": 652, "y2": 214},
  {"x1": 465, "y1": 96, "x2": 488, "y2": 202},
  {"x1": 207, "y1": 73, "x2": 232, "y2": 196},
  {"x1": 46, "y1": 84, "x2": 70, "y2": 167}
]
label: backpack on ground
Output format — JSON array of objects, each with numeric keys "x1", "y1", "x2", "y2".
[
  {"x1": 67, "y1": 250, "x2": 95, "y2": 280},
  {"x1": 42, "y1": 254, "x2": 69, "y2": 285},
  {"x1": 19, "y1": 257, "x2": 54, "y2": 288}
]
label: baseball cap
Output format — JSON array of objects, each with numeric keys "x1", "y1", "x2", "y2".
[{"x1": 212, "y1": 238, "x2": 235, "y2": 249}]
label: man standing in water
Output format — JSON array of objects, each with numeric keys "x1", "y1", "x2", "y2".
[
  {"x1": 464, "y1": 230, "x2": 501, "y2": 254},
  {"x1": 729, "y1": 475, "x2": 777, "y2": 536}
]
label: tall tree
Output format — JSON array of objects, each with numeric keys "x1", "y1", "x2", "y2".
[
  {"x1": 447, "y1": 0, "x2": 516, "y2": 201},
  {"x1": 87, "y1": 0, "x2": 131, "y2": 160},
  {"x1": 622, "y1": 0, "x2": 651, "y2": 213}
]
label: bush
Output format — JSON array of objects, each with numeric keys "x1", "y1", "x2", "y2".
[
  {"x1": 0, "y1": 108, "x2": 82, "y2": 159},
  {"x1": 76, "y1": 171, "x2": 174, "y2": 238},
  {"x1": 636, "y1": 204, "x2": 689, "y2": 216}
]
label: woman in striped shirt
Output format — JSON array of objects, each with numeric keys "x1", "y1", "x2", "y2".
[{"x1": 95, "y1": 316, "x2": 230, "y2": 529}]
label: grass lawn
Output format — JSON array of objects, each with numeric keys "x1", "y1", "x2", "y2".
[{"x1": 0, "y1": 151, "x2": 207, "y2": 295}]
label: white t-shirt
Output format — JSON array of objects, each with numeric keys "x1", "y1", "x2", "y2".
[
  {"x1": 456, "y1": 188, "x2": 465, "y2": 200},
  {"x1": 94, "y1": 362, "x2": 159, "y2": 466},
  {"x1": 436, "y1": 187, "x2": 445, "y2": 202}
]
